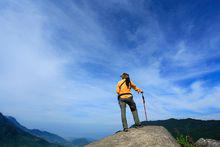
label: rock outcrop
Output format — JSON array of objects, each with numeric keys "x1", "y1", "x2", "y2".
[
  {"x1": 195, "y1": 138, "x2": 220, "y2": 147},
  {"x1": 86, "y1": 126, "x2": 180, "y2": 147}
]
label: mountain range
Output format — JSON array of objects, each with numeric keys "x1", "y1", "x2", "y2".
[
  {"x1": 0, "y1": 112, "x2": 92, "y2": 147},
  {"x1": 141, "y1": 118, "x2": 220, "y2": 142},
  {"x1": 6, "y1": 116, "x2": 67, "y2": 144},
  {"x1": 0, "y1": 112, "x2": 59, "y2": 147},
  {"x1": 1, "y1": 111, "x2": 219, "y2": 146}
]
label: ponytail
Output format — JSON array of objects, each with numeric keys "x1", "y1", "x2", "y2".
[{"x1": 125, "y1": 77, "x2": 131, "y2": 88}]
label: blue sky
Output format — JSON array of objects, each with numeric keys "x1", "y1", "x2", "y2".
[{"x1": 0, "y1": 0, "x2": 220, "y2": 139}]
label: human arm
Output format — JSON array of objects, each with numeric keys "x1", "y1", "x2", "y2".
[{"x1": 130, "y1": 81, "x2": 143, "y2": 93}]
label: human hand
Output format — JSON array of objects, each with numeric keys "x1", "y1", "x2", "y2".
[{"x1": 138, "y1": 89, "x2": 143, "y2": 94}]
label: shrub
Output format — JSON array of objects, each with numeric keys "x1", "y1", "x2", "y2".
[{"x1": 176, "y1": 135, "x2": 195, "y2": 147}]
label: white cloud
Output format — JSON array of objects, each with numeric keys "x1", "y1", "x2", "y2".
[
  {"x1": 0, "y1": 0, "x2": 219, "y2": 139},
  {"x1": 0, "y1": 1, "x2": 122, "y2": 137}
]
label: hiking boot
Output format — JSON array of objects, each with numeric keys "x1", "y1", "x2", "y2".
[
  {"x1": 123, "y1": 128, "x2": 128, "y2": 132},
  {"x1": 134, "y1": 124, "x2": 143, "y2": 128},
  {"x1": 115, "y1": 130, "x2": 122, "y2": 134}
]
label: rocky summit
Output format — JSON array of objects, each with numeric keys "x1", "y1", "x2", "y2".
[{"x1": 86, "y1": 126, "x2": 180, "y2": 147}]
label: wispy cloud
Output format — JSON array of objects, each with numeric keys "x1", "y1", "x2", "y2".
[{"x1": 0, "y1": 0, "x2": 220, "y2": 139}]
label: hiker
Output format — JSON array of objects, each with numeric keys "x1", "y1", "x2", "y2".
[{"x1": 116, "y1": 73, "x2": 143, "y2": 132}]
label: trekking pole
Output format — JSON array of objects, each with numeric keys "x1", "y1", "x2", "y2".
[{"x1": 141, "y1": 92, "x2": 148, "y2": 121}]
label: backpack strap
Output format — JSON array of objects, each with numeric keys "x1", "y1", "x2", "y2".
[
  {"x1": 119, "y1": 79, "x2": 131, "y2": 90},
  {"x1": 119, "y1": 80, "x2": 126, "y2": 90}
]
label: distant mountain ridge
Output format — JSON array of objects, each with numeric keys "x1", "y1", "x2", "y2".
[
  {"x1": 0, "y1": 112, "x2": 59, "y2": 147},
  {"x1": 70, "y1": 138, "x2": 92, "y2": 147},
  {"x1": 141, "y1": 118, "x2": 220, "y2": 141},
  {"x1": 1, "y1": 112, "x2": 92, "y2": 147},
  {"x1": 4, "y1": 112, "x2": 218, "y2": 146},
  {"x1": 6, "y1": 116, "x2": 67, "y2": 144}
]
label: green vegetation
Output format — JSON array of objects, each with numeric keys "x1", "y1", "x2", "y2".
[{"x1": 176, "y1": 135, "x2": 195, "y2": 147}]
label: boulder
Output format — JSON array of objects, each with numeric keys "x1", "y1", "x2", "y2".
[
  {"x1": 86, "y1": 126, "x2": 180, "y2": 147},
  {"x1": 195, "y1": 138, "x2": 220, "y2": 147}
]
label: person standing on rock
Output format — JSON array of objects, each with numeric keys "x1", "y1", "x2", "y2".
[{"x1": 116, "y1": 72, "x2": 143, "y2": 132}]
